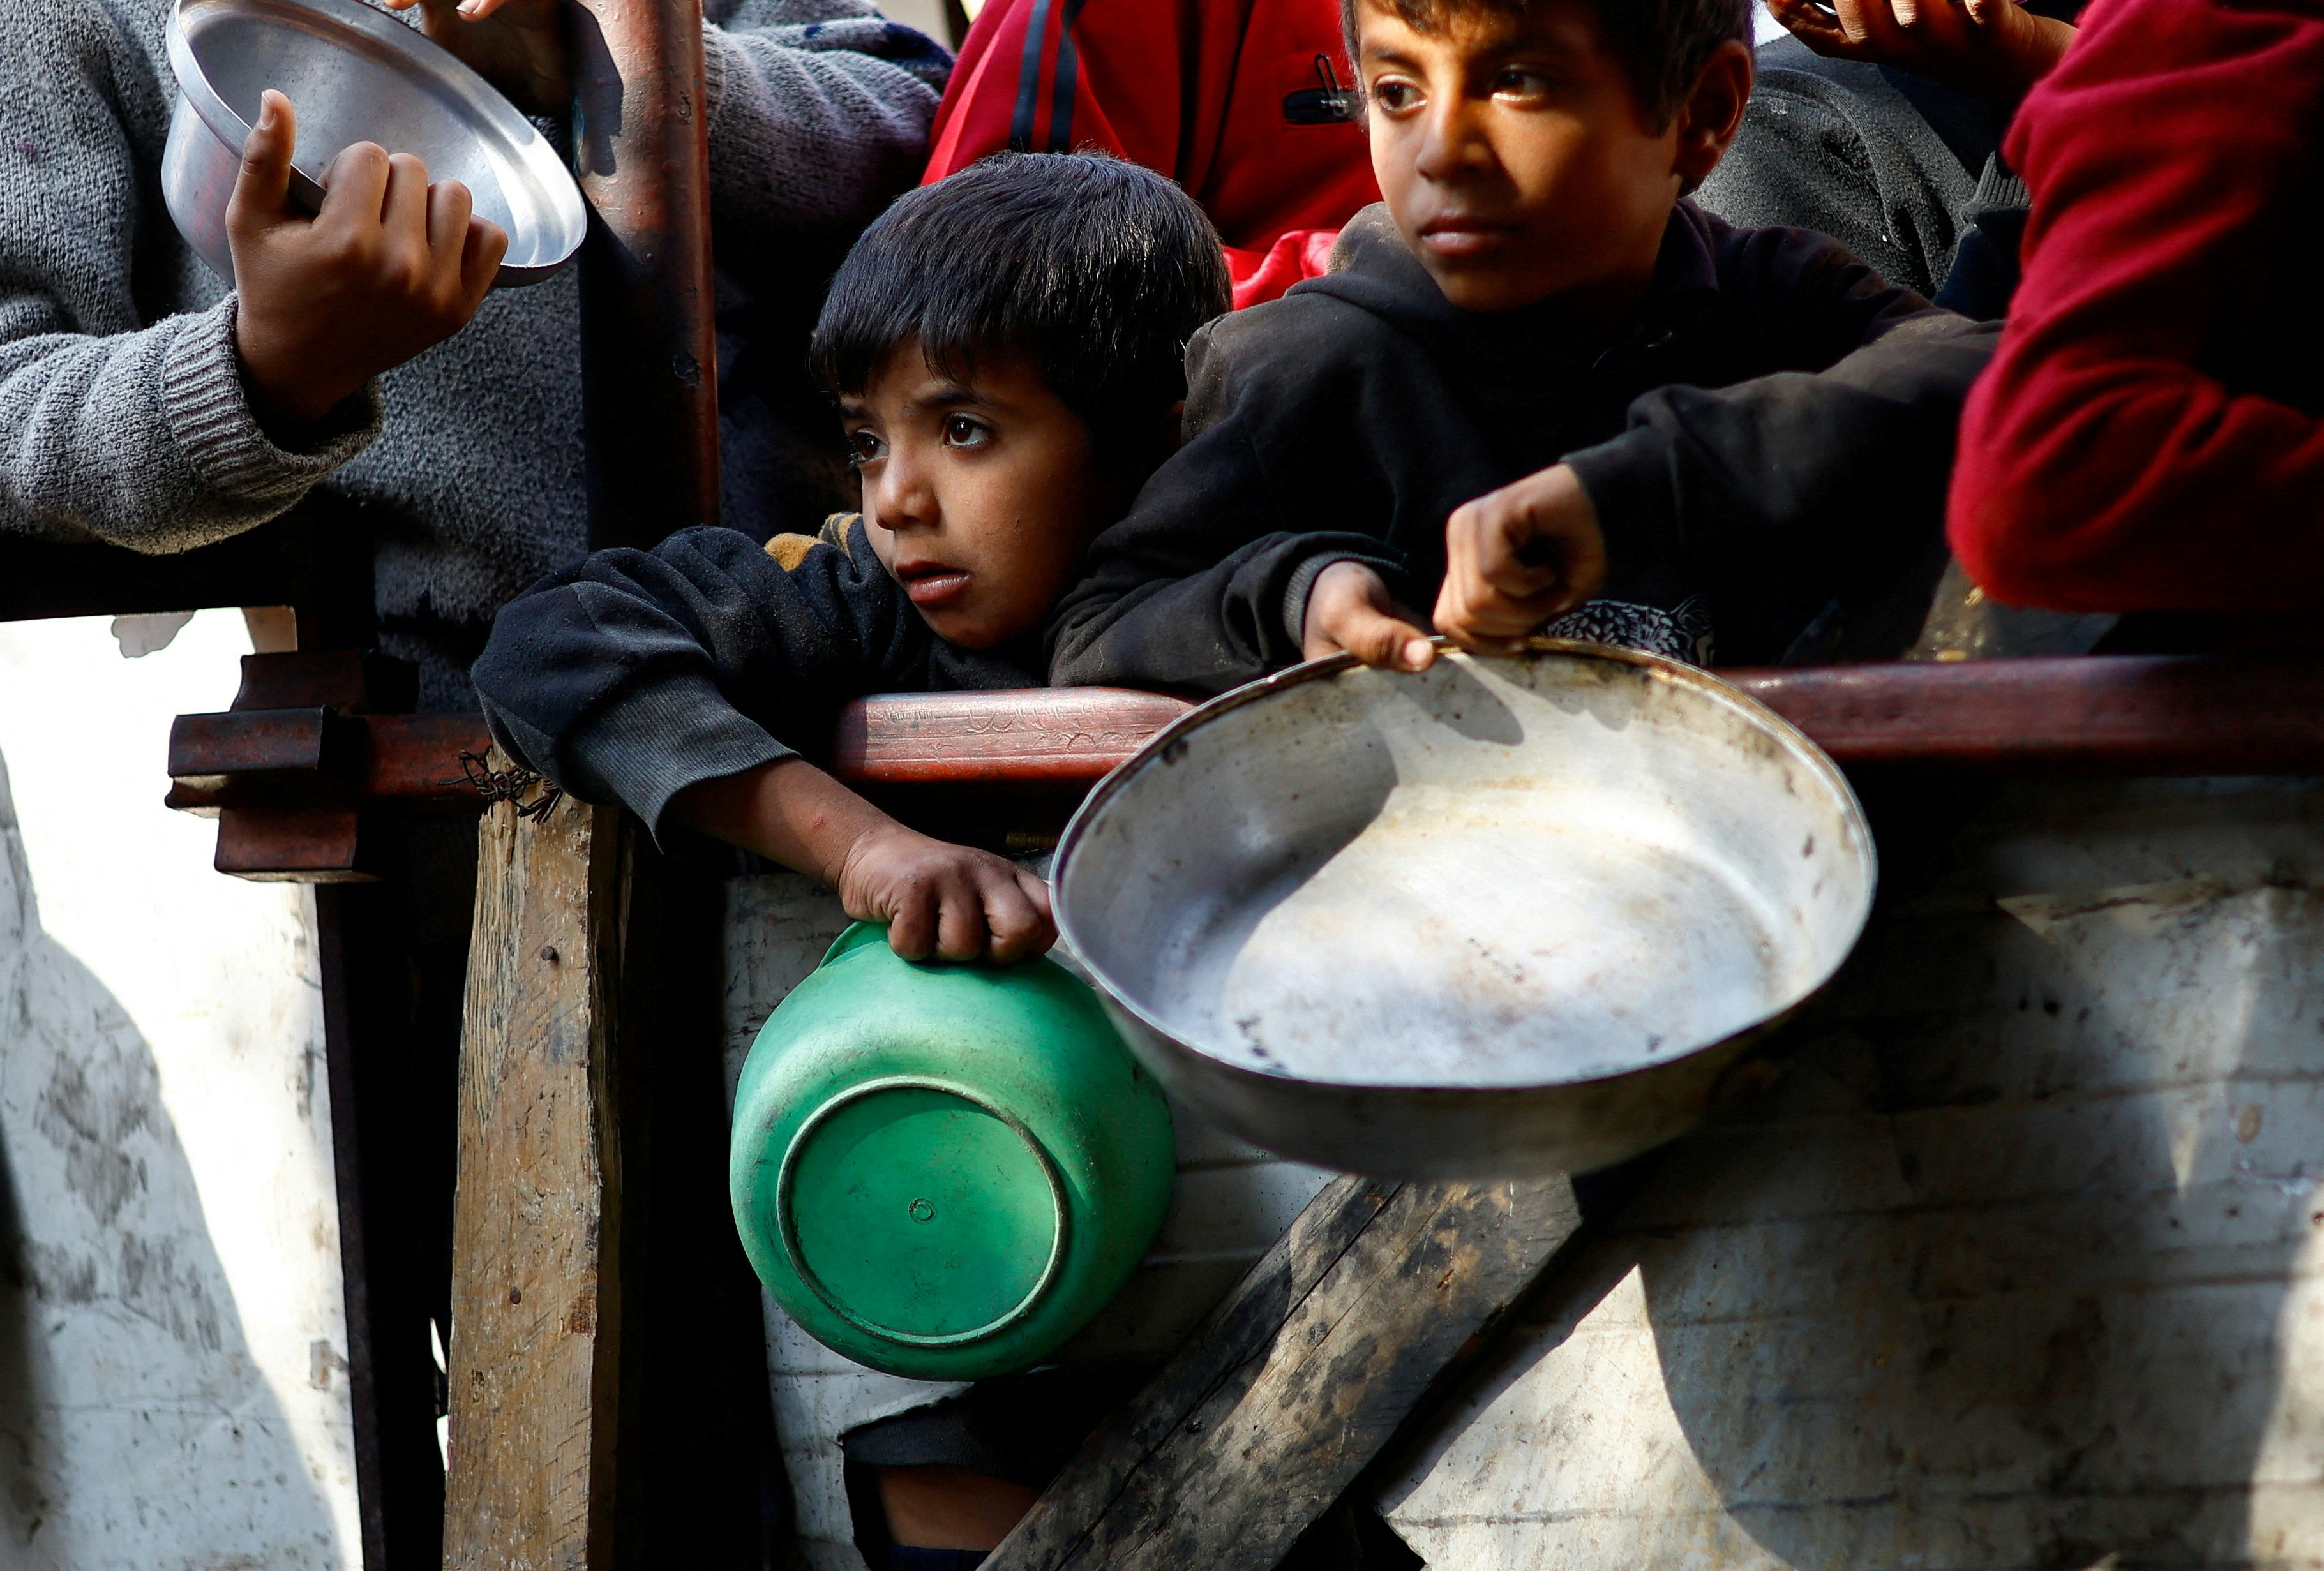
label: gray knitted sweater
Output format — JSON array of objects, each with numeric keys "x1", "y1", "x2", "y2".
[{"x1": 0, "y1": 0, "x2": 945, "y2": 704}]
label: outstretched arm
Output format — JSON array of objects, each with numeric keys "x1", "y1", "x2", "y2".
[
  {"x1": 476, "y1": 523, "x2": 1052, "y2": 962},
  {"x1": 1765, "y1": 0, "x2": 2073, "y2": 107},
  {"x1": 674, "y1": 759, "x2": 1054, "y2": 962}
]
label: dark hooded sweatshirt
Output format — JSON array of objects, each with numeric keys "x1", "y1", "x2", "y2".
[
  {"x1": 472, "y1": 515, "x2": 1035, "y2": 843},
  {"x1": 1046, "y1": 200, "x2": 1998, "y2": 696}
]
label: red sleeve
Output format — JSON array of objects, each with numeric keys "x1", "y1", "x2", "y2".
[
  {"x1": 1945, "y1": 0, "x2": 2324, "y2": 613},
  {"x1": 921, "y1": 0, "x2": 1375, "y2": 308}
]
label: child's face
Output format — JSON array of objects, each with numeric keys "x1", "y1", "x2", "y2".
[
  {"x1": 1354, "y1": 0, "x2": 1717, "y2": 317},
  {"x1": 844, "y1": 344, "x2": 1118, "y2": 650}
]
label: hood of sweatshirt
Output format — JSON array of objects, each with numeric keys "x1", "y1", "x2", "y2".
[{"x1": 1286, "y1": 201, "x2": 1729, "y2": 397}]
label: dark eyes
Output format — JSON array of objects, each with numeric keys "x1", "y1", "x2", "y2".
[
  {"x1": 1366, "y1": 70, "x2": 1554, "y2": 111},
  {"x1": 844, "y1": 417, "x2": 989, "y2": 465}
]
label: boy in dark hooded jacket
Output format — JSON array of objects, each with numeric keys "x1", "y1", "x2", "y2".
[{"x1": 1047, "y1": 0, "x2": 1997, "y2": 692}]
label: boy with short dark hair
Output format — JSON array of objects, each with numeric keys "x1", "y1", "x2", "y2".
[
  {"x1": 472, "y1": 153, "x2": 1231, "y2": 964},
  {"x1": 1047, "y1": 0, "x2": 1997, "y2": 692}
]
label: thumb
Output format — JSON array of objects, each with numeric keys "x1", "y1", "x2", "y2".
[
  {"x1": 227, "y1": 90, "x2": 297, "y2": 237},
  {"x1": 1345, "y1": 599, "x2": 1437, "y2": 673}
]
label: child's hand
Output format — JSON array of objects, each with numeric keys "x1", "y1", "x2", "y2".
[
  {"x1": 1301, "y1": 561, "x2": 1437, "y2": 672},
  {"x1": 1767, "y1": 0, "x2": 2075, "y2": 105},
  {"x1": 229, "y1": 91, "x2": 507, "y2": 430},
  {"x1": 1433, "y1": 464, "x2": 1608, "y2": 655},
  {"x1": 837, "y1": 825, "x2": 1057, "y2": 965},
  {"x1": 672, "y1": 757, "x2": 1056, "y2": 965},
  {"x1": 384, "y1": 0, "x2": 571, "y2": 119}
]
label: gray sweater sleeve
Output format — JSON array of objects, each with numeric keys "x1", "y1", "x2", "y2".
[
  {"x1": 0, "y1": 8, "x2": 381, "y2": 552},
  {"x1": 700, "y1": 0, "x2": 948, "y2": 259}
]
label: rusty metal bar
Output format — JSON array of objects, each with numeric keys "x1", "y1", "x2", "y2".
[
  {"x1": 165, "y1": 659, "x2": 2324, "y2": 870},
  {"x1": 571, "y1": 0, "x2": 721, "y2": 549},
  {"x1": 1727, "y1": 655, "x2": 2324, "y2": 774}
]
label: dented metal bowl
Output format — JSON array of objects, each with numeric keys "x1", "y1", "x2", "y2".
[
  {"x1": 163, "y1": 0, "x2": 586, "y2": 288},
  {"x1": 1053, "y1": 641, "x2": 1877, "y2": 1178}
]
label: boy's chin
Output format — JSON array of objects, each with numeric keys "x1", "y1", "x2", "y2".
[
  {"x1": 1420, "y1": 257, "x2": 1564, "y2": 315},
  {"x1": 912, "y1": 606, "x2": 1021, "y2": 651}
]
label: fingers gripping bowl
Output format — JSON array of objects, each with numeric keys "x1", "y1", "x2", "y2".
[
  {"x1": 1053, "y1": 642, "x2": 1877, "y2": 1178},
  {"x1": 163, "y1": 0, "x2": 587, "y2": 288}
]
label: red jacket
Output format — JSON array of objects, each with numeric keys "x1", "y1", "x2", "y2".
[
  {"x1": 921, "y1": 0, "x2": 1379, "y2": 307},
  {"x1": 1946, "y1": 0, "x2": 2324, "y2": 612}
]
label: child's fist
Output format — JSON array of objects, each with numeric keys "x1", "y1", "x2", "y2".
[
  {"x1": 1434, "y1": 463, "x2": 1608, "y2": 655},
  {"x1": 1301, "y1": 560, "x2": 1436, "y2": 673},
  {"x1": 228, "y1": 90, "x2": 508, "y2": 431},
  {"x1": 837, "y1": 825, "x2": 1057, "y2": 964}
]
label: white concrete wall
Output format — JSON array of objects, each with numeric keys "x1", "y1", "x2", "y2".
[
  {"x1": 0, "y1": 613, "x2": 357, "y2": 1568},
  {"x1": 875, "y1": 0, "x2": 954, "y2": 45},
  {"x1": 1379, "y1": 777, "x2": 2324, "y2": 1571}
]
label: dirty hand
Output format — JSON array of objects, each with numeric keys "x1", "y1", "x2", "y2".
[
  {"x1": 229, "y1": 91, "x2": 506, "y2": 431},
  {"x1": 1434, "y1": 464, "x2": 1608, "y2": 655},
  {"x1": 1766, "y1": 0, "x2": 2074, "y2": 105},
  {"x1": 837, "y1": 825, "x2": 1057, "y2": 965},
  {"x1": 383, "y1": 0, "x2": 571, "y2": 117},
  {"x1": 1302, "y1": 561, "x2": 1437, "y2": 673}
]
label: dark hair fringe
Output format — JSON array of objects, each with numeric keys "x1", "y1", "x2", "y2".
[
  {"x1": 1337, "y1": 0, "x2": 1751, "y2": 126},
  {"x1": 809, "y1": 152, "x2": 1233, "y2": 458}
]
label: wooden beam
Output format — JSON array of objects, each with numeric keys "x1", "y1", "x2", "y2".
[
  {"x1": 985, "y1": 1173, "x2": 1582, "y2": 1571},
  {"x1": 442, "y1": 782, "x2": 633, "y2": 1569},
  {"x1": 830, "y1": 689, "x2": 1193, "y2": 783}
]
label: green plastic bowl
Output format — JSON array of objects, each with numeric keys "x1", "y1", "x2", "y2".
[{"x1": 730, "y1": 922, "x2": 1176, "y2": 1380}]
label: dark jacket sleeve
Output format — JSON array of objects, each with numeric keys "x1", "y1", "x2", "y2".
[
  {"x1": 1563, "y1": 232, "x2": 1998, "y2": 662},
  {"x1": 1047, "y1": 306, "x2": 1437, "y2": 694},
  {"x1": 472, "y1": 521, "x2": 945, "y2": 845}
]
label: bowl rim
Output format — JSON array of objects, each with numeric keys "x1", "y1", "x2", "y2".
[
  {"x1": 166, "y1": 0, "x2": 586, "y2": 283},
  {"x1": 1052, "y1": 636, "x2": 1879, "y2": 1099},
  {"x1": 773, "y1": 1075, "x2": 1072, "y2": 1349}
]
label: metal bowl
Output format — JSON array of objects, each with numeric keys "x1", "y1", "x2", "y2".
[
  {"x1": 1053, "y1": 642, "x2": 1877, "y2": 1178},
  {"x1": 162, "y1": 0, "x2": 586, "y2": 288}
]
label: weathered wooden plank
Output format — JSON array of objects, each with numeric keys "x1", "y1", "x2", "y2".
[
  {"x1": 442, "y1": 781, "x2": 633, "y2": 1570},
  {"x1": 829, "y1": 689, "x2": 1193, "y2": 784},
  {"x1": 985, "y1": 1173, "x2": 1581, "y2": 1571}
]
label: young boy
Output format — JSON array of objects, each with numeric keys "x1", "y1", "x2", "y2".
[
  {"x1": 1046, "y1": 0, "x2": 1999, "y2": 693},
  {"x1": 472, "y1": 153, "x2": 1232, "y2": 964}
]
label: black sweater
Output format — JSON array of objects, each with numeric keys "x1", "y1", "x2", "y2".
[
  {"x1": 1046, "y1": 201, "x2": 1997, "y2": 696},
  {"x1": 473, "y1": 516, "x2": 1036, "y2": 842}
]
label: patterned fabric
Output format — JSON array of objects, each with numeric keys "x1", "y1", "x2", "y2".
[{"x1": 1541, "y1": 595, "x2": 1715, "y2": 666}]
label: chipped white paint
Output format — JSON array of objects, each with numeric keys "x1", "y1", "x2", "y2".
[
  {"x1": 1381, "y1": 777, "x2": 2324, "y2": 1571},
  {"x1": 0, "y1": 613, "x2": 356, "y2": 1568},
  {"x1": 873, "y1": 0, "x2": 953, "y2": 43},
  {"x1": 721, "y1": 871, "x2": 1331, "y2": 1571}
]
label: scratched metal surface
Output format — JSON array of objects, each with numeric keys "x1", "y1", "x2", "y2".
[
  {"x1": 1377, "y1": 775, "x2": 2324, "y2": 1570},
  {"x1": 1057, "y1": 646, "x2": 1875, "y2": 1175}
]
